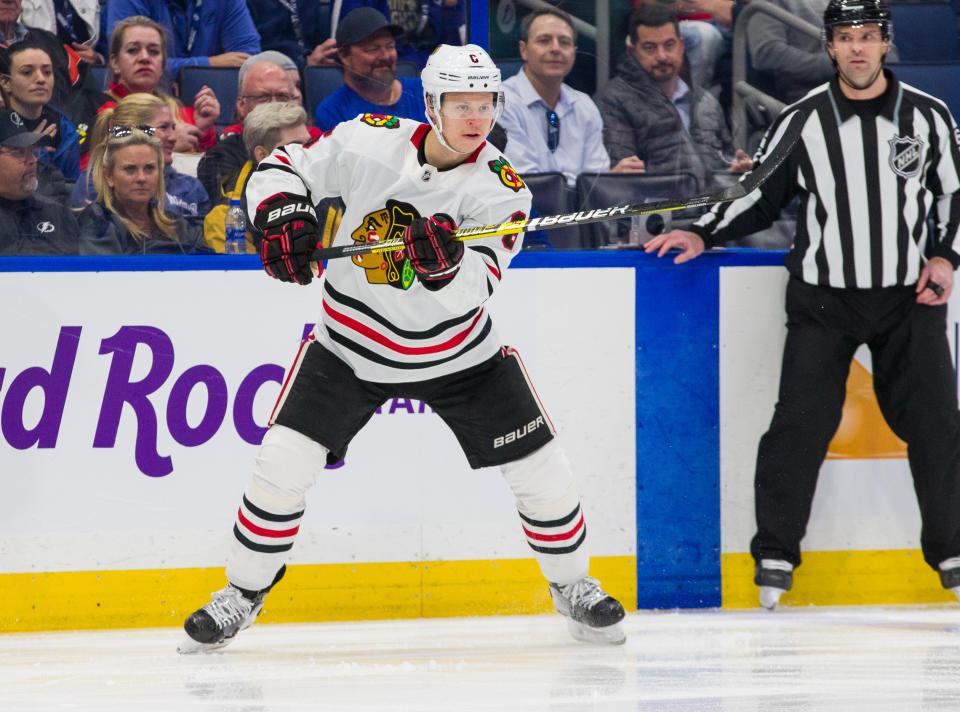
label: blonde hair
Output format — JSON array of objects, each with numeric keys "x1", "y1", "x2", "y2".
[
  {"x1": 89, "y1": 128, "x2": 179, "y2": 243},
  {"x1": 242, "y1": 101, "x2": 308, "y2": 158},
  {"x1": 88, "y1": 92, "x2": 168, "y2": 156}
]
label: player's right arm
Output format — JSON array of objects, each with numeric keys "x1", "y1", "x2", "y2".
[{"x1": 245, "y1": 119, "x2": 357, "y2": 284}]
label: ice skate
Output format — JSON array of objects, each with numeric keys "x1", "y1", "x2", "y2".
[
  {"x1": 178, "y1": 566, "x2": 285, "y2": 654},
  {"x1": 755, "y1": 559, "x2": 793, "y2": 610},
  {"x1": 549, "y1": 576, "x2": 626, "y2": 645},
  {"x1": 938, "y1": 556, "x2": 960, "y2": 603}
]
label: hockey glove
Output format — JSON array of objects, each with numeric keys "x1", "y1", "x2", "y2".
[
  {"x1": 402, "y1": 213, "x2": 463, "y2": 286},
  {"x1": 254, "y1": 193, "x2": 321, "y2": 285}
]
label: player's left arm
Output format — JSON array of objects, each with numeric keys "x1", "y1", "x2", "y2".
[
  {"x1": 410, "y1": 185, "x2": 531, "y2": 314},
  {"x1": 925, "y1": 109, "x2": 960, "y2": 282}
]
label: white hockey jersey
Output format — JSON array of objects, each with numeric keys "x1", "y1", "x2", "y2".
[{"x1": 245, "y1": 114, "x2": 533, "y2": 383}]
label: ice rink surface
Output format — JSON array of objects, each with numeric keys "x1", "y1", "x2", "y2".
[{"x1": 4, "y1": 606, "x2": 960, "y2": 711}]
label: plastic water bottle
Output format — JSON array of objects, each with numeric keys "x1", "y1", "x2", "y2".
[{"x1": 224, "y1": 198, "x2": 246, "y2": 254}]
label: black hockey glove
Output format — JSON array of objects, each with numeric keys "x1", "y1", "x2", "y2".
[
  {"x1": 254, "y1": 193, "x2": 321, "y2": 285},
  {"x1": 402, "y1": 213, "x2": 463, "y2": 287}
]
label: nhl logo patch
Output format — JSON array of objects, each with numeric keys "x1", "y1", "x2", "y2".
[{"x1": 887, "y1": 134, "x2": 924, "y2": 179}]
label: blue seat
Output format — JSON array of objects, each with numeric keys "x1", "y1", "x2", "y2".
[
  {"x1": 304, "y1": 61, "x2": 418, "y2": 119},
  {"x1": 889, "y1": 61, "x2": 960, "y2": 119},
  {"x1": 575, "y1": 173, "x2": 698, "y2": 247},
  {"x1": 178, "y1": 66, "x2": 240, "y2": 127},
  {"x1": 522, "y1": 172, "x2": 582, "y2": 249},
  {"x1": 888, "y1": 3, "x2": 959, "y2": 60},
  {"x1": 498, "y1": 59, "x2": 523, "y2": 80}
]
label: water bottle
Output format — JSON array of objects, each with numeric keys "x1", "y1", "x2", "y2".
[{"x1": 224, "y1": 198, "x2": 246, "y2": 254}]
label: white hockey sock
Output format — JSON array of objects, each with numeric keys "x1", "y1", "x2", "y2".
[
  {"x1": 226, "y1": 425, "x2": 328, "y2": 591},
  {"x1": 500, "y1": 440, "x2": 589, "y2": 585}
]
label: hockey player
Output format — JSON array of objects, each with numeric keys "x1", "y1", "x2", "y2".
[{"x1": 178, "y1": 44, "x2": 626, "y2": 653}]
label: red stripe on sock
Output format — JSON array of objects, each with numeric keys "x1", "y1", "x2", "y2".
[
  {"x1": 237, "y1": 508, "x2": 300, "y2": 538},
  {"x1": 522, "y1": 513, "x2": 584, "y2": 542}
]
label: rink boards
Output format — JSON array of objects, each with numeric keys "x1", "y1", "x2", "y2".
[{"x1": 0, "y1": 251, "x2": 956, "y2": 632}]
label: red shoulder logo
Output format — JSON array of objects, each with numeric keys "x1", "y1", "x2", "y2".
[
  {"x1": 488, "y1": 157, "x2": 525, "y2": 192},
  {"x1": 502, "y1": 211, "x2": 526, "y2": 251}
]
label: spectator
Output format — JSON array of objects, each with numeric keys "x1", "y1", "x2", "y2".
[
  {"x1": 245, "y1": 0, "x2": 338, "y2": 71},
  {"x1": 105, "y1": 0, "x2": 261, "y2": 76},
  {"x1": 78, "y1": 125, "x2": 209, "y2": 253},
  {"x1": 196, "y1": 56, "x2": 301, "y2": 200},
  {"x1": 0, "y1": 109, "x2": 79, "y2": 254},
  {"x1": 0, "y1": 40, "x2": 80, "y2": 181},
  {"x1": 73, "y1": 92, "x2": 210, "y2": 219},
  {"x1": 637, "y1": 0, "x2": 731, "y2": 89},
  {"x1": 314, "y1": 7, "x2": 425, "y2": 131},
  {"x1": 746, "y1": 0, "x2": 834, "y2": 104},
  {"x1": 203, "y1": 101, "x2": 312, "y2": 253},
  {"x1": 91, "y1": 16, "x2": 220, "y2": 155},
  {"x1": 594, "y1": 5, "x2": 751, "y2": 191},
  {"x1": 499, "y1": 8, "x2": 643, "y2": 186},
  {"x1": 253, "y1": 50, "x2": 304, "y2": 105},
  {"x1": 19, "y1": 0, "x2": 103, "y2": 66},
  {"x1": 0, "y1": 0, "x2": 106, "y2": 125}
]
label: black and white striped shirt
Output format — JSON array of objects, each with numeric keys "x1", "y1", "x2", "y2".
[{"x1": 693, "y1": 70, "x2": 960, "y2": 288}]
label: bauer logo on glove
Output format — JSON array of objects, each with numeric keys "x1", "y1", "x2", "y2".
[{"x1": 254, "y1": 193, "x2": 321, "y2": 286}]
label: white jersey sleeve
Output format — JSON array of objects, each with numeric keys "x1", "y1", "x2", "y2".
[
  {"x1": 244, "y1": 119, "x2": 359, "y2": 223},
  {"x1": 427, "y1": 148, "x2": 532, "y2": 316}
]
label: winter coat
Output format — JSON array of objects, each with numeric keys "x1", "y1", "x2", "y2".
[
  {"x1": 593, "y1": 52, "x2": 737, "y2": 191},
  {"x1": 77, "y1": 201, "x2": 211, "y2": 254},
  {"x1": 0, "y1": 193, "x2": 80, "y2": 255}
]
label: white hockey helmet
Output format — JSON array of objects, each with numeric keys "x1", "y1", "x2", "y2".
[{"x1": 421, "y1": 44, "x2": 504, "y2": 153}]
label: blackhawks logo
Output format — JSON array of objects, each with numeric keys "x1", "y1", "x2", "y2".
[
  {"x1": 360, "y1": 113, "x2": 400, "y2": 129},
  {"x1": 350, "y1": 198, "x2": 419, "y2": 289},
  {"x1": 488, "y1": 156, "x2": 524, "y2": 192}
]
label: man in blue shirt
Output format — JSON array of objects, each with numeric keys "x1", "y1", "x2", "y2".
[
  {"x1": 314, "y1": 7, "x2": 424, "y2": 131},
  {"x1": 499, "y1": 8, "x2": 645, "y2": 187},
  {"x1": 105, "y1": 0, "x2": 261, "y2": 76}
]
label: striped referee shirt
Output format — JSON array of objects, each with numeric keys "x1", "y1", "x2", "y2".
[{"x1": 692, "y1": 70, "x2": 960, "y2": 288}]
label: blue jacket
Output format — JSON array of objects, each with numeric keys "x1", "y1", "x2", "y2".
[
  {"x1": 71, "y1": 164, "x2": 211, "y2": 218},
  {"x1": 105, "y1": 0, "x2": 261, "y2": 77},
  {"x1": 77, "y1": 201, "x2": 211, "y2": 254},
  {"x1": 23, "y1": 105, "x2": 81, "y2": 181},
  {"x1": 314, "y1": 76, "x2": 425, "y2": 132}
]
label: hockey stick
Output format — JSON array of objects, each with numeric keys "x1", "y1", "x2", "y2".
[{"x1": 310, "y1": 109, "x2": 807, "y2": 262}]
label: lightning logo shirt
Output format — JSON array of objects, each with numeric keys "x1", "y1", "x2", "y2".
[{"x1": 246, "y1": 116, "x2": 532, "y2": 383}]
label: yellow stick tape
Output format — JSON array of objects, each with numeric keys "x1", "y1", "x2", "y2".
[
  {"x1": 1, "y1": 557, "x2": 635, "y2": 633},
  {"x1": 722, "y1": 549, "x2": 956, "y2": 608}
]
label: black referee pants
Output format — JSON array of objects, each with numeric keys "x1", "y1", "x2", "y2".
[{"x1": 750, "y1": 277, "x2": 960, "y2": 572}]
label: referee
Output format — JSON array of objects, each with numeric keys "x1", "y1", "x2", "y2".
[{"x1": 646, "y1": 0, "x2": 960, "y2": 609}]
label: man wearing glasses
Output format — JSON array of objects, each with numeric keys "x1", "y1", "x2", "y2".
[
  {"x1": 0, "y1": 109, "x2": 79, "y2": 255},
  {"x1": 499, "y1": 8, "x2": 645, "y2": 187},
  {"x1": 313, "y1": 7, "x2": 425, "y2": 132},
  {"x1": 197, "y1": 55, "x2": 302, "y2": 202}
]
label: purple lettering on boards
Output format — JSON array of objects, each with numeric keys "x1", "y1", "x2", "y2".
[
  {"x1": 1, "y1": 326, "x2": 81, "y2": 449},
  {"x1": 166, "y1": 365, "x2": 228, "y2": 447},
  {"x1": 233, "y1": 364, "x2": 284, "y2": 444},
  {"x1": 94, "y1": 326, "x2": 174, "y2": 477}
]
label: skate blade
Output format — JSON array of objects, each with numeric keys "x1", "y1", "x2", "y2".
[
  {"x1": 565, "y1": 618, "x2": 626, "y2": 645},
  {"x1": 177, "y1": 635, "x2": 233, "y2": 654},
  {"x1": 758, "y1": 586, "x2": 785, "y2": 610}
]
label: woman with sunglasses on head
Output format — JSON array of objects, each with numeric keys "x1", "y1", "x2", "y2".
[
  {"x1": 77, "y1": 125, "x2": 210, "y2": 254},
  {"x1": 0, "y1": 39, "x2": 81, "y2": 201},
  {"x1": 76, "y1": 15, "x2": 220, "y2": 166},
  {"x1": 72, "y1": 92, "x2": 210, "y2": 218}
]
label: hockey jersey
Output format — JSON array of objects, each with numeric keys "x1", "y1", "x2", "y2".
[{"x1": 245, "y1": 114, "x2": 533, "y2": 383}]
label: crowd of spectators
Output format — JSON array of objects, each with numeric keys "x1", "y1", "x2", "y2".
[{"x1": 0, "y1": 0, "x2": 949, "y2": 255}]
